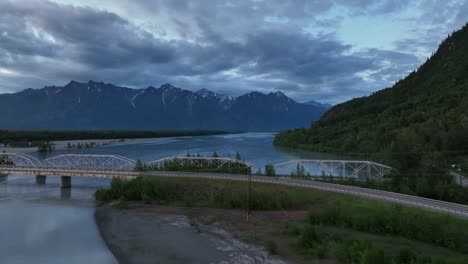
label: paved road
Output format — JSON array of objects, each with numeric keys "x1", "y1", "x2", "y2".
[{"x1": 146, "y1": 171, "x2": 468, "y2": 219}]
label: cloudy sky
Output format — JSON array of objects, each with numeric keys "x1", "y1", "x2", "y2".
[{"x1": 0, "y1": 0, "x2": 466, "y2": 104}]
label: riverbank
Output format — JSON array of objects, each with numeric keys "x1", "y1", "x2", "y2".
[
  {"x1": 0, "y1": 130, "x2": 239, "y2": 154},
  {"x1": 0, "y1": 137, "x2": 173, "y2": 153},
  {"x1": 95, "y1": 203, "x2": 290, "y2": 264},
  {"x1": 95, "y1": 176, "x2": 468, "y2": 263}
]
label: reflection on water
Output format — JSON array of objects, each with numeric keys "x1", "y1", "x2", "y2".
[{"x1": 0, "y1": 176, "x2": 116, "y2": 264}]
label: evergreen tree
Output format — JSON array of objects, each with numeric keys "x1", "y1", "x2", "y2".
[
  {"x1": 265, "y1": 164, "x2": 276, "y2": 176},
  {"x1": 134, "y1": 160, "x2": 144, "y2": 172}
]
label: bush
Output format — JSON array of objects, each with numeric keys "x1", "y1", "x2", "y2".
[
  {"x1": 95, "y1": 176, "x2": 329, "y2": 210},
  {"x1": 308, "y1": 201, "x2": 468, "y2": 254},
  {"x1": 265, "y1": 241, "x2": 278, "y2": 255}
]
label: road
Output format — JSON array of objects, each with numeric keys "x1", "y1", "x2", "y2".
[
  {"x1": 145, "y1": 171, "x2": 468, "y2": 219},
  {"x1": 2, "y1": 167, "x2": 468, "y2": 219}
]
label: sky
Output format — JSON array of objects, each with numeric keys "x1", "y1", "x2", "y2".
[{"x1": 0, "y1": 0, "x2": 467, "y2": 104}]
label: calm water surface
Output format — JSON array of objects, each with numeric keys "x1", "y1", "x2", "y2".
[{"x1": 0, "y1": 132, "x2": 343, "y2": 263}]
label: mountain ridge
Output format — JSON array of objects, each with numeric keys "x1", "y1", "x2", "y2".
[
  {"x1": 0, "y1": 81, "x2": 327, "y2": 131},
  {"x1": 274, "y1": 23, "x2": 468, "y2": 170}
]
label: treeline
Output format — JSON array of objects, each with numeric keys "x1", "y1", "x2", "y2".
[
  {"x1": 134, "y1": 152, "x2": 251, "y2": 174},
  {"x1": 95, "y1": 176, "x2": 324, "y2": 210},
  {"x1": 274, "y1": 24, "x2": 468, "y2": 203},
  {"x1": 0, "y1": 130, "x2": 236, "y2": 147},
  {"x1": 274, "y1": 24, "x2": 468, "y2": 170}
]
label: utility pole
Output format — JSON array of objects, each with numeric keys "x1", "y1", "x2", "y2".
[{"x1": 246, "y1": 172, "x2": 252, "y2": 221}]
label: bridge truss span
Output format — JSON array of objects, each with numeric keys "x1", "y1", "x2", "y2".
[
  {"x1": 274, "y1": 159, "x2": 395, "y2": 180},
  {"x1": 44, "y1": 154, "x2": 136, "y2": 171},
  {"x1": 0, "y1": 153, "x2": 42, "y2": 168}
]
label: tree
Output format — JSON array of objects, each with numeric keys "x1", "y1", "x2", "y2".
[
  {"x1": 212, "y1": 151, "x2": 219, "y2": 158},
  {"x1": 235, "y1": 152, "x2": 242, "y2": 160},
  {"x1": 292, "y1": 163, "x2": 306, "y2": 178},
  {"x1": 265, "y1": 164, "x2": 276, "y2": 176},
  {"x1": 134, "y1": 160, "x2": 144, "y2": 172}
]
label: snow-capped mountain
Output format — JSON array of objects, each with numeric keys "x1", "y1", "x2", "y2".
[{"x1": 0, "y1": 81, "x2": 327, "y2": 130}]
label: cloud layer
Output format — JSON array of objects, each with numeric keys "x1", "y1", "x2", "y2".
[{"x1": 0, "y1": 0, "x2": 466, "y2": 103}]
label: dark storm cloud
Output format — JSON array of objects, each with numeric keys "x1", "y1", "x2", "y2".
[
  {"x1": 0, "y1": 0, "x2": 174, "y2": 69},
  {"x1": 0, "y1": 0, "x2": 465, "y2": 103}
]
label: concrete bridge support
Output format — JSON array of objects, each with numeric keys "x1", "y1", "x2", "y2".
[
  {"x1": 0, "y1": 174, "x2": 7, "y2": 182},
  {"x1": 36, "y1": 175, "x2": 46, "y2": 184},
  {"x1": 60, "y1": 176, "x2": 71, "y2": 188}
]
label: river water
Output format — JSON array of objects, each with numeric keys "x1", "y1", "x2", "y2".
[{"x1": 0, "y1": 133, "x2": 343, "y2": 263}]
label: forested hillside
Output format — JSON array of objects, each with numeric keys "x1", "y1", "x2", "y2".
[{"x1": 275, "y1": 24, "x2": 468, "y2": 173}]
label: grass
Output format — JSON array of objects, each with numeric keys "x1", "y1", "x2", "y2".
[
  {"x1": 95, "y1": 176, "x2": 338, "y2": 210},
  {"x1": 95, "y1": 176, "x2": 468, "y2": 264},
  {"x1": 306, "y1": 196, "x2": 468, "y2": 253}
]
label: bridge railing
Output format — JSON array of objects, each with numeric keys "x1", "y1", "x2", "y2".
[{"x1": 44, "y1": 154, "x2": 136, "y2": 171}]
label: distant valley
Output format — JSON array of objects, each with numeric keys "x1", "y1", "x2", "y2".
[{"x1": 0, "y1": 81, "x2": 328, "y2": 131}]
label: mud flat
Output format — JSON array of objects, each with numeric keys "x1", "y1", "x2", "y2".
[{"x1": 95, "y1": 204, "x2": 290, "y2": 264}]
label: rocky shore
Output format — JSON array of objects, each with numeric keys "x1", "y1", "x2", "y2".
[{"x1": 95, "y1": 204, "x2": 289, "y2": 264}]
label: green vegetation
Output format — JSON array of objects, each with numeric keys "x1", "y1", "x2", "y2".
[
  {"x1": 321, "y1": 177, "x2": 468, "y2": 205},
  {"x1": 307, "y1": 199, "x2": 468, "y2": 253},
  {"x1": 133, "y1": 152, "x2": 251, "y2": 174},
  {"x1": 264, "y1": 164, "x2": 276, "y2": 176},
  {"x1": 0, "y1": 130, "x2": 237, "y2": 148},
  {"x1": 95, "y1": 176, "x2": 329, "y2": 210},
  {"x1": 282, "y1": 197, "x2": 468, "y2": 263},
  {"x1": 284, "y1": 223, "x2": 467, "y2": 264},
  {"x1": 37, "y1": 141, "x2": 55, "y2": 152},
  {"x1": 0, "y1": 154, "x2": 14, "y2": 166},
  {"x1": 274, "y1": 24, "x2": 468, "y2": 203},
  {"x1": 97, "y1": 176, "x2": 468, "y2": 263}
]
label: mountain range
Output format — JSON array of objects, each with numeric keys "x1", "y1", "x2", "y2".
[{"x1": 0, "y1": 81, "x2": 328, "y2": 131}]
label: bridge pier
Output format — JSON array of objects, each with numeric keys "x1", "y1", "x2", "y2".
[
  {"x1": 60, "y1": 176, "x2": 71, "y2": 188},
  {"x1": 36, "y1": 175, "x2": 46, "y2": 184},
  {"x1": 0, "y1": 174, "x2": 7, "y2": 182}
]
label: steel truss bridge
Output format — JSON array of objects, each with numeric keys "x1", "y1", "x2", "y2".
[
  {"x1": 0, "y1": 153, "x2": 394, "y2": 187},
  {"x1": 274, "y1": 159, "x2": 394, "y2": 180},
  {"x1": 3, "y1": 153, "x2": 468, "y2": 219}
]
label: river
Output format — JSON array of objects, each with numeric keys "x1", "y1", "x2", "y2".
[{"x1": 0, "y1": 132, "x2": 343, "y2": 263}]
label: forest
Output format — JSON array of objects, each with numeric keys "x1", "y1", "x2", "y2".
[
  {"x1": 274, "y1": 24, "x2": 468, "y2": 202},
  {"x1": 0, "y1": 130, "x2": 235, "y2": 148}
]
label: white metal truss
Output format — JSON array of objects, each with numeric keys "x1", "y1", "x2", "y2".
[
  {"x1": 148, "y1": 156, "x2": 253, "y2": 170},
  {"x1": 274, "y1": 159, "x2": 394, "y2": 179},
  {"x1": 0, "y1": 153, "x2": 42, "y2": 168},
  {"x1": 0, "y1": 152, "x2": 394, "y2": 179},
  {"x1": 44, "y1": 154, "x2": 136, "y2": 171}
]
